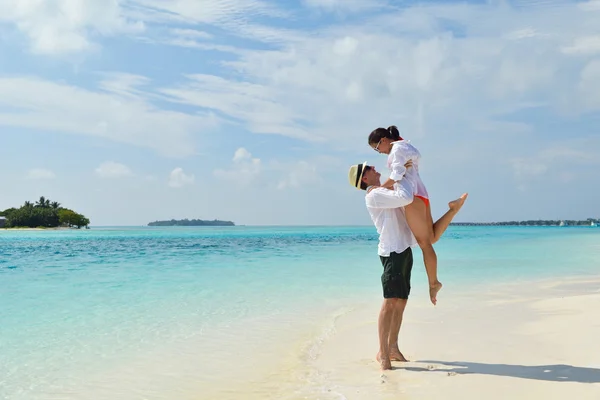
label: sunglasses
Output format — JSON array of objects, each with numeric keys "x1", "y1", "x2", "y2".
[{"x1": 373, "y1": 139, "x2": 382, "y2": 153}]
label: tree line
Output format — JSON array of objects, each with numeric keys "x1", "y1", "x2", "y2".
[
  {"x1": 148, "y1": 219, "x2": 235, "y2": 227},
  {"x1": 452, "y1": 218, "x2": 598, "y2": 226},
  {"x1": 0, "y1": 196, "x2": 90, "y2": 229}
]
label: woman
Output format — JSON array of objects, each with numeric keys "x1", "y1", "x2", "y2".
[{"x1": 368, "y1": 125, "x2": 468, "y2": 305}]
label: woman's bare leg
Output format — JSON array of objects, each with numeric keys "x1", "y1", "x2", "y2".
[
  {"x1": 430, "y1": 193, "x2": 469, "y2": 244},
  {"x1": 405, "y1": 199, "x2": 442, "y2": 305}
]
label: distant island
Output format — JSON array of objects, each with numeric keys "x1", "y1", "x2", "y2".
[
  {"x1": 148, "y1": 219, "x2": 235, "y2": 227},
  {"x1": 451, "y1": 218, "x2": 598, "y2": 227},
  {"x1": 0, "y1": 196, "x2": 90, "y2": 229}
]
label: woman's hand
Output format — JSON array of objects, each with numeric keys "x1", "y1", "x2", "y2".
[{"x1": 404, "y1": 160, "x2": 413, "y2": 169}]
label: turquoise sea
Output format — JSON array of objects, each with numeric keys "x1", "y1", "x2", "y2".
[{"x1": 1, "y1": 226, "x2": 599, "y2": 399}]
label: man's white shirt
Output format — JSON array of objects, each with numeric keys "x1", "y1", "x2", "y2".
[{"x1": 365, "y1": 171, "x2": 418, "y2": 257}]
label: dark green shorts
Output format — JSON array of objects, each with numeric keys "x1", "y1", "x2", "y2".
[{"x1": 379, "y1": 247, "x2": 413, "y2": 299}]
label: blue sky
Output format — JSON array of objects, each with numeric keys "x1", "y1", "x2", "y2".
[{"x1": 1, "y1": 0, "x2": 599, "y2": 226}]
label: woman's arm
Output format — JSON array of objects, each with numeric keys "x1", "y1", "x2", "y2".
[
  {"x1": 388, "y1": 143, "x2": 411, "y2": 183},
  {"x1": 380, "y1": 159, "x2": 414, "y2": 190},
  {"x1": 366, "y1": 176, "x2": 415, "y2": 209}
]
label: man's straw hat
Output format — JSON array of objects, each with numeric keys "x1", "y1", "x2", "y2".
[{"x1": 348, "y1": 161, "x2": 368, "y2": 189}]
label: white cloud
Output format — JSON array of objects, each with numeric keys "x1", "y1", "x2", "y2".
[
  {"x1": 154, "y1": 28, "x2": 233, "y2": 52},
  {"x1": 160, "y1": 75, "x2": 313, "y2": 141},
  {"x1": 0, "y1": 0, "x2": 292, "y2": 54},
  {"x1": 578, "y1": 59, "x2": 600, "y2": 110},
  {"x1": 277, "y1": 161, "x2": 319, "y2": 190},
  {"x1": 26, "y1": 168, "x2": 56, "y2": 180},
  {"x1": 3, "y1": 1, "x2": 599, "y2": 154},
  {"x1": 98, "y1": 73, "x2": 152, "y2": 98},
  {"x1": 561, "y1": 36, "x2": 600, "y2": 55},
  {"x1": 95, "y1": 162, "x2": 134, "y2": 178},
  {"x1": 214, "y1": 148, "x2": 327, "y2": 190},
  {"x1": 302, "y1": 0, "x2": 386, "y2": 13},
  {"x1": 0, "y1": 76, "x2": 217, "y2": 157},
  {"x1": 510, "y1": 140, "x2": 600, "y2": 182},
  {"x1": 504, "y1": 28, "x2": 540, "y2": 40},
  {"x1": 232, "y1": 148, "x2": 253, "y2": 163},
  {"x1": 170, "y1": 28, "x2": 213, "y2": 40},
  {"x1": 168, "y1": 168, "x2": 195, "y2": 188},
  {"x1": 0, "y1": 0, "x2": 143, "y2": 54},
  {"x1": 214, "y1": 148, "x2": 262, "y2": 185},
  {"x1": 135, "y1": 0, "x2": 296, "y2": 43},
  {"x1": 510, "y1": 159, "x2": 549, "y2": 179},
  {"x1": 579, "y1": 0, "x2": 600, "y2": 12},
  {"x1": 135, "y1": 0, "x2": 286, "y2": 23},
  {"x1": 332, "y1": 36, "x2": 359, "y2": 56},
  {"x1": 152, "y1": 1, "x2": 600, "y2": 149},
  {"x1": 158, "y1": 36, "x2": 241, "y2": 53}
]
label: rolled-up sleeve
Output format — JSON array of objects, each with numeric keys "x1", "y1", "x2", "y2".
[
  {"x1": 388, "y1": 146, "x2": 409, "y2": 182},
  {"x1": 366, "y1": 179, "x2": 414, "y2": 209}
]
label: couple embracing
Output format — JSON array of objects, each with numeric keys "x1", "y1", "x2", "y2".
[{"x1": 348, "y1": 125, "x2": 468, "y2": 370}]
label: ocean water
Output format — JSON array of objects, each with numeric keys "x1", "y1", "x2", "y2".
[{"x1": 1, "y1": 225, "x2": 599, "y2": 399}]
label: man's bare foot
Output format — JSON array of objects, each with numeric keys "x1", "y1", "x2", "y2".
[
  {"x1": 380, "y1": 357, "x2": 392, "y2": 370},
  {"x1": 389, "y1": 348, "x2": 408, "y2": 362},
  {"x1": 379, "y1": 349, "x2": 407, "y2": 362},
  {"x1": 429, "y1": 281, "x2": 443, "y2": 305},
  {"x1": 376, "y1": 352, "x2": 393, "y2": 370},
  {"x1": 448, "y1": 193, "x2": 468, "y2": 212}
]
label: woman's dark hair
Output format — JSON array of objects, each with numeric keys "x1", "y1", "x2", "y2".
[{"x1": 368, "y1": 125, "x2": 401, "y2": 145}]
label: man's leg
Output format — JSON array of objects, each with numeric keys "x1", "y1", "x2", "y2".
[
  {"x1": 388, "y1": 299, "x2": 408, "y2": 361},
  {"x1": 376, "y1": 298, "x2": 398, "y2": 370},
  {"x1": 377, "y1": 249, "x2": 413, "y2": 369}
]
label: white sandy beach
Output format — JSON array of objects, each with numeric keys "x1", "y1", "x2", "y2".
[{"x1": 297, "y1": 276, "x2": 600, "y2": 400}]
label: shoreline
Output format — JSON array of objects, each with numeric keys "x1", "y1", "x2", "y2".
[{"x1": 1, "y1": 227, "x2": 77, "y2": 231}]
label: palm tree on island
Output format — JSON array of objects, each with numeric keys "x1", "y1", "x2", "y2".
[{"x1": 1, "y1": 197, "x2": 90, "y2": 229}]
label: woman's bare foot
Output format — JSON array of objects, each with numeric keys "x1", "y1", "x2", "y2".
[
  {"x1": 376, "y1": 352, "x2": 393, "y2": 370},
  {"x1": 429, "y1": 281, "x2": 443, "y2": 305},
  {"x1": 448, "y1": 193, "x2": 468, "y2": 212}
]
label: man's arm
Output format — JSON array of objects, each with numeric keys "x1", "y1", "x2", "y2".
[{"x1": 366, "y1": 177, "x2": 415, "y2": 209}]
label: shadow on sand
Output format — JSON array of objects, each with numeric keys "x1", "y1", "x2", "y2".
[{"x1": 401, "y1": 361, "x2": 600, "y2": 383}]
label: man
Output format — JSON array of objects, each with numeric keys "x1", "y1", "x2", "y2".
[
  {"x1": 348, "y1": 161, "x2": 466, "y2": 371},
  {"x1": 348, "y1": 161, "x2": 418, "y2": 370}
]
